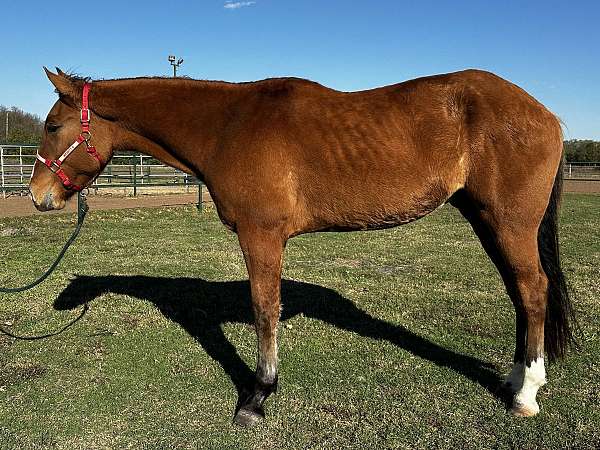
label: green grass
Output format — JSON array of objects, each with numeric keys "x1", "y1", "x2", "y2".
[{"x1": 0, "y1": 194, "x2": 599, "y2": 449}]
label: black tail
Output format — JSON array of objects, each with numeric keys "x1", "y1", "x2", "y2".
[{"x1": 538, "y1": 157, "x2": 577, "y2": 361}]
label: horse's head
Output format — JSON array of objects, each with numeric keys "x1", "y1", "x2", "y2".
[{"x1": 30, "y1": 68, "x2": 114, "y2": 211}]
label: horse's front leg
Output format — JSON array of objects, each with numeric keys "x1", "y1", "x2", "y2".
[{"x1": 233, "y1": 224, "x2": 286, "y2": 427}]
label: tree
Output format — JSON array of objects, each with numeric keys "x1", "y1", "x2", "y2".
[
  {"x1": 563, "y1": 140, "x2": 600, "y2": 163},
  {"x1": 0, "y1": 106, "x2": 44, "y2": 144}
]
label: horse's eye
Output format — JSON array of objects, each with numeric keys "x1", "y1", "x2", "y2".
[{"x1": 46, "y1": 124, "x2": 61, "y2": 133}]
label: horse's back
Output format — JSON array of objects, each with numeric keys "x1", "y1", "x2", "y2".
[{"x1": 210, "y1": 71, "x2": 563, "y2": 235}]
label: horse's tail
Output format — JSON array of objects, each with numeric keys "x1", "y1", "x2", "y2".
[{"x1": 538, "y1": 156, "x2": 577, "y2": 361}]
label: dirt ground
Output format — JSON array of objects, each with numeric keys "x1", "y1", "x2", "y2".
[
  {"x1": 563, "y1": 179, "x2": 600, "y2": 194},
  {"x1": 0, "y1": 181, "x2": 597, "y2": 218}
]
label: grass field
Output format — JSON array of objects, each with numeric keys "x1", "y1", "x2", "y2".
[{"x1": 0, "y1": 194, "x2": 598, "y2": 449}]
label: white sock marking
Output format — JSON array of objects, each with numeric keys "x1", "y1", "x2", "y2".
[{"x1": 514, "y1": 357, "x2": 546, "y2": 413}]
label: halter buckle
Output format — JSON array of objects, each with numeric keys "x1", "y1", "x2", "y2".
[
  {"x1": 80, "y1": 109, "x2": 91, "y2": 123},
  {"x1": 49, "y1": 160, "x2": 62, "y2": 173}
]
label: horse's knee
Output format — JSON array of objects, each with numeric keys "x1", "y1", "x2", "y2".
[{"x1": 514, "y1": 268, "x2": 548, "y2": 319}]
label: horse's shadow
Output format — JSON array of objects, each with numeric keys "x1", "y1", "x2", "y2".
[{"x1": 54, "y1": 275, "x2": 509, "y2": 409}]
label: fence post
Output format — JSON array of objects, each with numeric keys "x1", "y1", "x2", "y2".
[
  {"x1": 0, "y1": 145, "x2": 5, "y2": 198},
  {"x1": 133, "y1": 160, "x2": 137, "y2": 197},
  {"x1": 19, "y1": 145, "x2": 24, "y2": 185},
  {"x1": 197, "y1": 181, "x2": 203, "y2": 212},
  {"x1": 139, "y1": 154, "x2": 144, "y2": 185}
]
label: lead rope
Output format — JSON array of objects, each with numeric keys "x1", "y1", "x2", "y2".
[{"x1": 0, "y1": 192, "x2": 90, "y2": 339}]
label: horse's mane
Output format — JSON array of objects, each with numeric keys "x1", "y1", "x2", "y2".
[
  {"x1": 60, "y1": 71, "x2": 91, "y2": 83},
  {"x1": 58, "y1": 68, "x2": 323, "y2": 90}
]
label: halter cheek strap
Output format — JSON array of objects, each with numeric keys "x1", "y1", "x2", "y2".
[{"x1": 36, "y1": 82, "x2": 103, "y2": 192}]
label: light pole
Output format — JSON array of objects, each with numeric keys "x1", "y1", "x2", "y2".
[
  {"x1": 167, "y1": 55, "x2": 201, "y2": 210},
  {"x1": 4, "y1": 111, "x2": 8, "y2": 142},
  {"x1": 168, "y1": 55, "x2": 184, "y2": 77}
]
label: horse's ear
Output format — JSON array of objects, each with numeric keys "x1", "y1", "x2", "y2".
[{"x1": 44, "y1": 67, "x2": 77, "y2": 99}]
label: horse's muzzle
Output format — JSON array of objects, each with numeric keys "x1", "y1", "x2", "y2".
[{"x1": 31, "y1": 191, "x2": 65, "y2": 212}]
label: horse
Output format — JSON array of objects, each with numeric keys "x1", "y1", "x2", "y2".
[{"x1": 30, "y1": 68, "x2": 576, "y2": 426}]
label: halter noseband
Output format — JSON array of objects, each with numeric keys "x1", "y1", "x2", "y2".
[{"x1": 36, "y1": 83, "x2": 103, "y2": 192}]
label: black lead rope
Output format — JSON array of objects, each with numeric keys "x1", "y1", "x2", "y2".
[
  {"x1": 0, "y1": 192, "x2": 90, "y2": 340},
  {"x1": 0, "y1": 304, "x2": 88, "y2": 340}
]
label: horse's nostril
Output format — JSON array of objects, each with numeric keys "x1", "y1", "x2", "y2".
[
  {"x1": 42, "y1": 192, "x2": 54, "y2": 209},
  {"x1": 31, "y1": 192, "x2": 56, "y2": 211}
]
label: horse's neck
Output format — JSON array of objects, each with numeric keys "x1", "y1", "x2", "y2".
[{"x1": 93, "y1": 78, "x2": 243, "y2": 174}]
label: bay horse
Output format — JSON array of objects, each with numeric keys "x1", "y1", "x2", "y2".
[{"x1": 30, "y1": 68, "x2": 575, "y2": 426}]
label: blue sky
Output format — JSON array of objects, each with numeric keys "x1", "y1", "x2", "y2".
[{"x1": 2, "y1": 0, "x2": 598, "y2": 139}]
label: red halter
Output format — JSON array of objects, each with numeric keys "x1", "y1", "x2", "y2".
[{"x1": 36, "y1": 83, "x2": 103, "y2": 191}]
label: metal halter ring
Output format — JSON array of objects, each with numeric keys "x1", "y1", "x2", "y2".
[{"x1": 81, "y1": 131, "x2": 92, "y2": 142}]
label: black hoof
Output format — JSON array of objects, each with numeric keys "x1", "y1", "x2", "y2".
[{"x1": 233, "y1": 406, "x2": 265, "y2": 427}]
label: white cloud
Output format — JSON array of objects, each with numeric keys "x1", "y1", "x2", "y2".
[{"x1": 224, "y1": 1, "x2": 256, "y2": 9}]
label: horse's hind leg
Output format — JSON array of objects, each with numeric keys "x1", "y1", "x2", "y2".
[
  {"x1": 452, "y1": 197, "x2": 527, "y2": 388},
  {"x1": 233, "y1": 225, "x2": 285, "y2": 426},
  {"x1": 452, "y1": 194, "x2": 549, "y2": 416},
  {"x1": 492, "y1": 229, "x2": 549, "y2": 416}
]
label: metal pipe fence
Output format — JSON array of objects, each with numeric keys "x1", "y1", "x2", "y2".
[
  {"x1": 563, "y1": 161, "x2": 600, "y2": 180},
  {"x1": 0, "y1": 144, "x2": 205, "y2": 209},
  {"x1": 1, "y1": 143, "x2": 599, "y2": 197}
]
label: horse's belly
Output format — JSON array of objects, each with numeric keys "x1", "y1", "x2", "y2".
[{"x1": 306, "y1": 177, "x2": 451, "y2": 233}]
